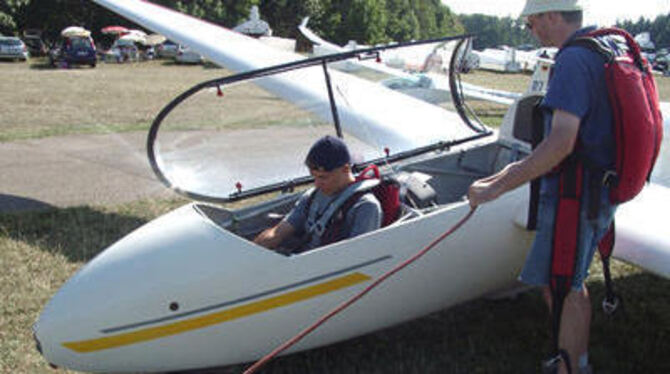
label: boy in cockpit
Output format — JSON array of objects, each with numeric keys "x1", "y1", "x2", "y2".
[{"x1": 254, "y1": 135, "x2": 381, "y2": 252}]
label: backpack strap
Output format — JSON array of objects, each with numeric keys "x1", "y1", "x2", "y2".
[
  {"x1": 544, "y1": 155, "x2": 583, "y2": 374},
  {"x1": 597, "y1": 221, "x2": 623, "y2": 316},
  {"x1": 562, "y1": 27, "x2": 646, "y2": 70},
  {"x1": 584, "y1": 27, "x2": 647, "y2": 70}
]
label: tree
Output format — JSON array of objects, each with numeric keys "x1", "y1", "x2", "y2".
[
  {"x1": 0, "y1": 0, "x2": 30, "y2": 35},
  {"x1": 617, "y1": 12, "x2": 670, "y2": 48},
  {"x1": 172, "y1": 0, "x2": 227, "y2": 26},
  {"x1": 386, "y1": 0, "x2": 420, "y2": 41},
  {"x1": 4, "y1": 0, "x2": 466, "y2": 48},
  {"x1": 344, "y1": 0, "x2": 387, "y2": 44},
  {"x1": 459, "y1": 13, "x2": 534, "y2": 50},
  {"x1": 259, "y1": 0, "x2": 324, "y2": 38},
  {"x1": 0, "y1": 12, "x2": 16, "y2": 35}
]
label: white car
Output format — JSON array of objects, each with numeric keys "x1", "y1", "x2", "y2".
[
  {"x1": 174, "y1": 45, "x2": 204, "y2": 64},
  {"x1": 0, "y1": 37, "x2": 29, "y2": 61},
  {"x1": 156, "y1": 40, "x2": 178, "y2": 58},
  {"x1": 104, "y1": 38, "x2": 139, "y2": 63}
]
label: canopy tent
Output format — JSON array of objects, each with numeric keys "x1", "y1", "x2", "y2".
[
  {"x1": 101, "y1": 25, "x2": 129, "y2": 35},
  {"x1": 118, "y1": 32, "x2": 145, "y2": 44},
  {"x1": 144, "y1": 34, "x2": 167, "y2": 46},
  {"x1": 61, "y1": 26, "x2": 91, "y2": 38}
]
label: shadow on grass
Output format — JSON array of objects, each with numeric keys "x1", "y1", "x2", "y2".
[
  {"x1": 28, "y1": 61, "x2": 54, "y2": 70},
  {"x1": 0, "y1": 204, "x2": 147, "y2": 263},
  {"x1": 28, "y1": 61, "x2": 98, "y2": 71},
  {"x1": 157, "y1": 59, "x2": 222, "y2": 70},
  {"x1": 0, "y1": 194, "x2": 54, "y2": 212},
  {"x1": 177, "y1": 272, "x2": 669, "y2": 374}
]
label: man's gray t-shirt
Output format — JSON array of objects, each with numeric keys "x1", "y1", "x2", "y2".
[{"x1": 285, "y1": 189, "x2": 382, "y2": 250}]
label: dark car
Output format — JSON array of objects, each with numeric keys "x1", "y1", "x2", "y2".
[
  {"x1": 23, "y1": 35, "x2": 47, "y2": 56},
  {"x1": 48, "y1": 36, "x2": 97, "y2": 68}
]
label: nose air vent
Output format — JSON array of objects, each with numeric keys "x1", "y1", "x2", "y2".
[{"x1": 169, "y1": 302, "x2": 180, "y2": 312}]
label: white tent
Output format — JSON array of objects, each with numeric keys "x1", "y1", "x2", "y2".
[{"x1": 61, "y1": 26, "x2": 91, "y2": 38}]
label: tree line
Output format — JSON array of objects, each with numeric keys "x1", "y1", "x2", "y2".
[
  {"x1": 1, "y1": 0, "x2": 668, "y2": 51},
  {"x1": 460, "y1": 12, "x2": 670, "y2": 50},
  {"x1": 0, "y1": 0, "x2": 463, "y2": 46}
]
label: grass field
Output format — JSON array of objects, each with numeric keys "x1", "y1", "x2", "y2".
[{"x1": 1, "y1": 58, "x2": 669, "y2": 373}]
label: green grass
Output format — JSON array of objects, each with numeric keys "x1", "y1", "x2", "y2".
[{"x1": 0, "y1": 199, "x2": 185, "y2": 373}]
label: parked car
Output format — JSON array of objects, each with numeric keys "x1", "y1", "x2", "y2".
[
  {"x1": 48, "y1": 36, "x2": 97, "y2": 68},
  {"x1": 103, "y1": 38, "x2": 139, "y2": 63},
  {"x1": 139, "y1": 45, "x2": 155, "y2": 60},
  {"x1": 156, "y1": 40, "x2": 179, "y2": 58},
  {"x1": 653, "y1": 48, "x2": 669, "y2": 73},
  {"x1": 175, "y1": 45, "x2": 204, "y2": 64},
  {"x1": 654, "y1": 55, "x2": 669, "y2": 74},
  {"x1": 0, "y1": 37, "x2": 29, "y2": 61},
  {"x1": 22, "y1": 35, "x2": 47, "y2": 56}
]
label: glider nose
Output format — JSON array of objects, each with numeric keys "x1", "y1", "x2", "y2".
[{"x1": 32, "y1": 203, "x2": 268, "y2": 371}]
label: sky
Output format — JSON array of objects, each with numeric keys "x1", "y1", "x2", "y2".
[{"x1": 442, "y1": 0, "x2": 670, "y2": 26}]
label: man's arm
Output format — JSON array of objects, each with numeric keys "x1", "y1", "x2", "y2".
[
  {"x1": 253, "y1": 220, "x2": 296, "y2": 249},
  {"x1": 468, "y1": 109, "x2": 581, "y2": 207}
]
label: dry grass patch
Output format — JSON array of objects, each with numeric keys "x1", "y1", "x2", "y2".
[
  {"x1": 0, "y1": 59, "x2": 668, "y2": 142},
  {"x1": 0, "y1": 59, "x2": 227, "y2": 141}
]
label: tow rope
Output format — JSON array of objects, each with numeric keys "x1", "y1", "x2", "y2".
[{"x1": 243, "y1": 206, "x2": 477, "y2": 374}]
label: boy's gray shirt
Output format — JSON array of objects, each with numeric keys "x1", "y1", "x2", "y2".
[{"x1": 285, "y1": 189, "x2": 381, "y2": 250}]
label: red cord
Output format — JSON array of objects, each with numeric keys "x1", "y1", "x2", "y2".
[{"x1": 243, "y1": 206, "x2": 477, "y2": 374}]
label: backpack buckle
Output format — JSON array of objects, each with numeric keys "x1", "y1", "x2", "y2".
[
  {"x1": 602, "y1": 295, "x2": 620, "y2": 316},
  {"x1": 313, "y1": 222, "x2": 325, "y2": 236},
  {"x1": 602, "y1": 170, "x2": 617, "y2": 187},
  {"x1": 543, "y1": 350, "x2": 572, "y2": 374},
  {"x1": 542, "y1": 354, "x2": 563, "y2": 374}
]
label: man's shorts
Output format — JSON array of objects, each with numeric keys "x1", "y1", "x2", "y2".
[{"x1": 519, "y1": 174, "x2": 617, "y2": 290}]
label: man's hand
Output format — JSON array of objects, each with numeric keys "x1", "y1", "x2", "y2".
[
  {"x1": 467, "y1": 169, "x2": 507, "y2": 208},
  {"x1": 468, "y1": 178, "x2": 498, "y2": 208},
  {"x1": 253, "y1": 220, "x2": 295, "y2": 249}
]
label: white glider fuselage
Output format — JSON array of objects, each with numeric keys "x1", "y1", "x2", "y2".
[{"x1": 36, "y1": 179, "x2": 535, "y2": 372}]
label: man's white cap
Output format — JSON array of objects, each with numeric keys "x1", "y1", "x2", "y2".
[{"x1": 520, "y1": 0, "x2": 583, "y2": 17}]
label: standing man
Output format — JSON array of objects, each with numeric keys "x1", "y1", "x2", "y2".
[
  {"x1": 254, "y1": 135, "x2": 381, "y2": 252},
  {"x1": 468, "y1": 1, "x2": 616, "y2": 373}
]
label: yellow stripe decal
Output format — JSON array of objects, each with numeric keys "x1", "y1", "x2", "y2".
[{"x1": 62, "y1": 272, "x2": 370, "y2": 353}]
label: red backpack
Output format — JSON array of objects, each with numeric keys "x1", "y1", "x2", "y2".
[
  {"x1": 574, "y1": 28, "x2": 663, "y2": 203},
  {"x1": 355, "y1": 164, "x2": 401, "y2": 227}
]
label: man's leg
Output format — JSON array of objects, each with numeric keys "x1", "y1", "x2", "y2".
[
  {"x1": 559, "y1": 285, "x2": 591, "y2": 373},
  {"x1": 542, "y1": 285, "x2": 591, "y2": 374}
]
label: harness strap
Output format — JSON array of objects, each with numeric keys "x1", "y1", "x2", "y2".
[
  {"x1": 547, "y1": 156, "x2": 583, "y2": 374},
  {"x1": 305, "y1": 179, "x2": 380, "y2": 238},
  {"x1": 527, "y1": 95, "x2": 546, "y2": 230},
  {"x1": 597, "y1": 221, "x2": 622, "y2": 316},
  {"x1": 548, "y1": 160, "x2": 621, "y2": 370}
]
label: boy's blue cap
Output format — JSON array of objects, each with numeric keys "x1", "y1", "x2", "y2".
[{"x1": 305, "y1": 135, "x2": 351, "y2": 171}]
